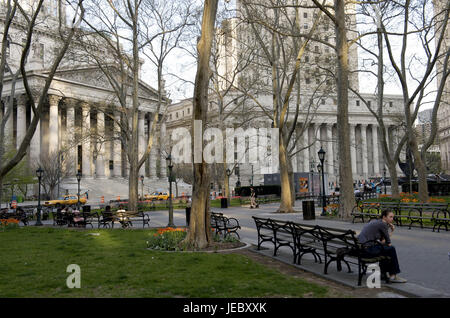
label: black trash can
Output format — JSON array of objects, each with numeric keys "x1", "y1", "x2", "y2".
[
  {"x1": 302, "y1": 200, "x2": 315, "y2": 220},
  {"x1": 185, "y1": 207, "x2": 191, "y2": 226},
  {"x1": 82, "y1": 205, "x2": 91, "y2": 213},
  {"x1": 220, "y1": 198, "x2": 228, "y2": 209}
]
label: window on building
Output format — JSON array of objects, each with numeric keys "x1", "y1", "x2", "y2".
[
  {"x1": 389, "y1": 101, "x2": 393, "y2": 107},
  {"x1": 187, "y1": 108, "x2": 190, "y2": 114},
  {"x1": 306, "y1": 78, "x2": 310, "y2": 84},
  {"x1": 176, "y1": 112, "x2": 179, "y2": 118},
  {"x1": 303, "y1": 12, "x2": 308, "y2": 18},
  {"x1": 315, "y1": 56, "x2": 319, "y2": 63},
  {"x1": 356, "y1": 100, "x2": 360, "y2": 106},
  {"x1": 316, "y1": 78, "x2": 320, "y2": 85},
  {"x1": 305, "y1": 55, "x2": 309, "y2": 63},
  {"x1": 169, "y1": 114, "x2": 172, "y2": 120},
  {"x1": 314, "y1": 46, "x2": 319, "y2": 53},
  {"x1": 321, "y1": 99, "x2": 326, "y2": 105},
  {"x1": 304, "y1": 24, "x2": 308, "y2": 29}
]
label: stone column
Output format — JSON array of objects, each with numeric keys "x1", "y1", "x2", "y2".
[
  {"x1": 149, "y1": 113, "x2": 158, "y2": 179},
  {"x1": 303, "y1": 124, "x2": 310, "y2": 172},
  {"x1": 81, "y1": 103, "x2": 92, "y2": 177},
  {"x1": 361, "y1": 124, "x2": 369, "y2": 178},
  {"x1": 349, "y1": 124, "x2": 357, "y2": 177},
  {"x1": 3, "y1": 98, "x2": 14, "y2": 146},
  {"x1": 48, "y1": 95, "x2": 61, "y2": 155},
  {"x1": 96, "y1": 111, "x2": 106, "y2": 178},
  {"x1": 372, "y1": 124, "x2": 380, "y2": 176},
  {"x1": 113, "y1": 111, "x2": 122, "y2": 177},
  {"x1": 160, "y1": 121, "x2": 167, "y2": 178},
  {"x1": 16, "y1": 95, "x2": 27, "y2": 149},
  {"x1": 310, "y1": 123, "x2": 316, "y2": 167},
  {"x1": 326, "y1": 124, "x2": 333, "y2": 176},
  {"x1": 295, "y1": 127, "x2": 303, "y2": 173},
  {"x1": 290, "y1": 134, "x2": 297, "y2": 173},
  {"x1": 30, "y1": 100, "x2": 41, "y2": 163},
  {"x1": 138, "y1": 111, "x2": 146, "y2": 177},
  {"x1": 66, "y1": 100, "x2": 76, "y2": 175}
]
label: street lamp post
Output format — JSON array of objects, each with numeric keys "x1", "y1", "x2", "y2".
[
  {"x1": 383, "y1": 167, "x2": 387, "y2": 195},
  {"x1": 35, "y1": 167, "x2": 44, "y2": 226},
  {"x1": 166, "y1": 154, "x2": 175, "y2": 227},
  {"x1": 76, "y1": 171, "x2": 82, "y2": 210},
  {"x1": 318, "y1": 147, "x2": 326, "y2": 216},
  {"x1": 310, "y1": 160, "x2": 315, "y2": 196},
  {"x1": 140, "y1": 175, "x2": 145, "y2": 200},
  {"x1": 226, "y1": 168, "x2": 231, "y2": 204}
]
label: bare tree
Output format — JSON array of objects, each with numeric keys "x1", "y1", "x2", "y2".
[
  {"x1": 37, "y1": 150, "x2": 74, "y2": 199},
  {"x1": 237, "y1": 0, "x2": 330, "y2": 213},
  {"x1": 78, "y1": 0, "x2": 194, "y2": 212},
  {"x1": 376, "y1": 0, "x2": 450, "y2": 202},
  {"x1": 312, "y1": 0, "x2": 356, "y2": 218},
  {"x1": 182, "y1": 0, "x2": 219, "y2": 249}
]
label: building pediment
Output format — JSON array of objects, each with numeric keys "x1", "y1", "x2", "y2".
[{"x1": 52, "y1": 66, "x2": 165, "y2": 103}]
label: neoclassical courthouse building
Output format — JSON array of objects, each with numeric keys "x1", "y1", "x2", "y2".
[
  {"x1": 1, "y1": 1, "x2": 169, "y2": 183},
  {"x1": 435, "y1": 0, "x2": 450, "y2": 173},
  {"x1": 166, "y1": 1, "x2": 405, "y2": 188}
]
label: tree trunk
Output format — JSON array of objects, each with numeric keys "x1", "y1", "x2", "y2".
[
  {"x1": 334, "y1": 0, "x2": 355, "y2": 219},
  {"x1": 182, "y1": 0, "x2": 218, "y2": 249},
  {"x1": 410, "y1": 137, "x2": 428, "y2": 202},
  {"x1": 277, "y1": 134, "x2": 294, "y2": 213},
  {"x1": 223, "y1": 163, "x2": 231, "y2": 206}
]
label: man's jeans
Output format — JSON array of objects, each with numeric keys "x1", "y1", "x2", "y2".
[{"x1": 362, "y1": 245, "x2": 401, "y2": 276}]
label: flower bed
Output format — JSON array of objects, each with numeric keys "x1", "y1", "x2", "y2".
[
  {"x1": 146, "y1": 227, "x2": 187, "y2": 251},
  {"x1": 146, "y1": 227, "x2": 243, "y2": 252},
  {"x1": 1, "y1": 218, "x2": 20, "y2": 231}
]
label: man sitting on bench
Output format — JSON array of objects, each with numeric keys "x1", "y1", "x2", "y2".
[{"x1": 357, "y1": 210, "x2": 407, "y2": 284}]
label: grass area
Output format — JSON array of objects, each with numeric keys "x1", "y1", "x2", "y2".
[{"x1": 0, "y1": 227, "x2": 328, "y2": 298}]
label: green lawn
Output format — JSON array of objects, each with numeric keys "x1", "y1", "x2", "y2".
[{"x1": 0, "y1": 227, "x2": 328, "y2": 298}]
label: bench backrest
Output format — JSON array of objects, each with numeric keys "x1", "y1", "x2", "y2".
[
  {"x1": 252, "y1": 216, "x2": 274, "y2": 232},
  {"x1": 316, "y1": 226, "x2": 360, "y2": 253}
]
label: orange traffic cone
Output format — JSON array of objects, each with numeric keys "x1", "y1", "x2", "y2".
[{"x1": 101, "y1": 196, "x2": 104, "y2": 204}]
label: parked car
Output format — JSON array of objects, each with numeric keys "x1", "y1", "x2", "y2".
[
  {"x1": 43, "y1": 195, "x2": 87, "y2": 208},
  {"x1": 144, "y1": 192, "x2": 173, "y2": 201}
]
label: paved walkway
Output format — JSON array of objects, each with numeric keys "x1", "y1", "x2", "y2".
[{"x1": 32, "y1": 200, "x2": 450, "y2": 297}]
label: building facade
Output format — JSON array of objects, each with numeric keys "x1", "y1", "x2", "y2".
[
  {"x1": 0, "y1": 1, "x2": 169, "y2": 182},
  {"x1": 435, "y1": 0, "x2": 450, "y2": 173}
]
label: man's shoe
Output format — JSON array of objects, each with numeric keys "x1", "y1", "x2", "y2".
[{"x1": 390, "y1": 276, "x2": 407, "y2": 283}]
